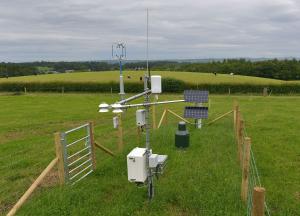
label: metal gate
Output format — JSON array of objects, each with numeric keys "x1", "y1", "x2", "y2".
[{"x1": 60, "y1": 123, "x2": 95, "y2": 185}]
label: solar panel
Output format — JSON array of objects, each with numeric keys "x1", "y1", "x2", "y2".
[
  {"x1": 184, "y1": 90, "x2": 209, "y2": 103},
  {"x1": 184, "y1": 106, "x2": 208, "y2": 119}
]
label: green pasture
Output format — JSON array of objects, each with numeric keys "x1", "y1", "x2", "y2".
[
  {"x1": 0, "y1": 71, "x2": 296, "y2": 85},
  {"x1": 0, "y1": 93, "x2": 299, "y2": 215}
]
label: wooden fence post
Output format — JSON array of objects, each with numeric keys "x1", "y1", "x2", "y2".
[
  {"x1": 236, "y1": 110, "x2": 241, "y2": 145},
  {"x1": 241, "y1": 137, "x2": 251, "y2": 202},
  {"x1": 263, "y1": 88, "x2": 268, "y2": 97},
  {"x1": 88, "y1": 121, "x2": 96, "y2": 169},
  {"x1": 54, "y1": 132, "x2": 65, "y2": 185},
  {"x1": 238, "y1": 119, "x2": 244, "y2": 166},
  {"x1": 164, "y1": 108, "x2": 168, "y2": 125},
  {"x1": 6, "y1": 158, "x2": 58, "y2": 216},
  {"x1": 233, "y1": 102, "x2": 238, "y2": 129},
  {"x1": 117, "y1": 114, "x2": 123, "y2": 151},
  {"x1": 206, "y1": 110, "x2": 233, "y2": 126},
  {"x1": 168, "y1": 109, "x2": 192, "y2": 124},
  {"x1": 24, "y1": 87, "x2": 27, "y2": 94},
  {"x1": 157, "y1": 109, "x2": 167, "y2": 129},
  {"x1": 94, "y1": 141, "x2": 115, "y2": 157},
  {"x1": 252, "y1": 187, "x2": 266, "y2": 216}
]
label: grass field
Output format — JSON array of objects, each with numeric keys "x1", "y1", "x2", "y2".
[
  {"x1": 1, "y1": 71, "x2": 297, "y2": 85},
  {"x1": 0, "y1": 93, "x2": 299, "y2": 215}
]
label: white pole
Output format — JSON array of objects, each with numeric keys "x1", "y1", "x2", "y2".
[{"x1": 146, "y1": 8, "x2": 149, "y2": 76}]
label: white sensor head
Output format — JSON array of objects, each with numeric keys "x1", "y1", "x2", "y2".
[
  {"x1": 112, "y1": 103, "x2": 123, "y2": 113},
  {"x1": 99, "y1": 103, "x2": 109, "y2": 113}
]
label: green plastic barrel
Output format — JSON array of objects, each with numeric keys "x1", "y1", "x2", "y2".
[{"x1": 175, "y1": 121, "x2": 190, "y2": 148}]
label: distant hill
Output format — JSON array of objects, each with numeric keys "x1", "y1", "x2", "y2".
[{"x1": 0, "y1": 70, "x2": 296, "y2": 85}]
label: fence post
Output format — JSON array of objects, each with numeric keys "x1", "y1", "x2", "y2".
[
  {"x1": 164, "y1": 108, "x2": 168, "y2": 125},
  {"x1": 6, "y1": 158, "x2": 58, "y2": 216},
  {"x1": 157, "y1": 109, "x2": 167, "y2": 129},
  {"x1": 263, "y1": 88, "x2": 268, "y2": 97},
  {"x1": 238, "y1": 119, "x2": 244, "y2": 166},
  {"x1": 54, "y1": 132, "x2": 65, "y2": 185},
  {"x1": 233, "y1": 103, "x2": 239, "y2": 130},
  {"x1": 252, "y1": 187, "x2": 265, "y2": 216},
  {"x1": 88, "y1": 121, "x2": 96, "y2": 169},
  {"x1": 117, "y1": 114, "x2": 123, "y2": 151},
  {"x1": 24, "y1": 87, "x2": 27, "y2": 94},
  {"x1": 241, "y1": 137, "x2": 251, "y2": 202},
  {"x1": 236, "y1": 110, "x2": 241, "y2": 145}
]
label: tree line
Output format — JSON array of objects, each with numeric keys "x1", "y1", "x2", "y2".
[
  {"x1": 1, "y1": 59, "x2": 300, "y2": 80},
  {"x1": 155, "y1": 59, "x2": 300, "y2": 80}
]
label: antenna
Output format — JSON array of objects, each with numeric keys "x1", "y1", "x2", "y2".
[{"x1": 146, "y1": 8, "x2": 149, "y2": 77}]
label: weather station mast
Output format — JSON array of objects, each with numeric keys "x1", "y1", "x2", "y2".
[
  {"x1": 99, "y1": 9, "x2": 208, "y2": 201},
  {"x1": 144, "y1": 8, "x2": 154, "y2": 199}
]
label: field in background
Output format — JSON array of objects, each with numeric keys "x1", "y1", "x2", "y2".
[
  {"x1": 0, "y1": 93, "x2": 299, "y2": 215},
  {"x1": 0, "y1": 71, "x2": 296, "y2": 85}
]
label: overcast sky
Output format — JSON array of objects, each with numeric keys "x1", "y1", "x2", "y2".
[{"x1": 0, "y1": 0, "x2": 299, "y2": 62}]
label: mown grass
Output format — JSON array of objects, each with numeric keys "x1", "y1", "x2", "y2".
[
  {"x1": 0, "y1": 71, "x2": 294, "y2": 85},
  {"x1": 0, "y1": 93, "x2": 299, "y2": 215}
]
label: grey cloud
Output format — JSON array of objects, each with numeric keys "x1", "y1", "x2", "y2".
[{"x1": 0, "y1": 0, "x2": 300, "y2": 61}]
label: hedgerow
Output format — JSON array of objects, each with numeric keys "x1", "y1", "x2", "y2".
[{"x1": 1, "y1": 78, "x2": 300, "y2": 94}]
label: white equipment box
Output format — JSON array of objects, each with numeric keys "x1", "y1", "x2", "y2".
[
  {"x1": 149, "y1": 154, "x2": 158, "y2": 168},
  {"x1": 136, "y1": 109, "x2": 146, "y2": 126},
  {"x1": 151, "y1": 75, "x2": 162, "y2": 94},
  {"x1": 127, "y1": 147, "x2": 147, "y2": 183}
]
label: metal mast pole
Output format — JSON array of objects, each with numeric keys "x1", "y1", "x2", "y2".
[
  {"x1": 119, "y1": 59, "x2": 125, "y2": 101},
  {"x1": 144, "y1": 8, "x2": 153, "y2": 199},
  {"x1": 146, "y1": 9, "x2": 149, "y2": 75}
]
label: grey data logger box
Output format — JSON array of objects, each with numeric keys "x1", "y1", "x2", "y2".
[{"x1": 136, "y1": 109, "x2": 146, "y2": 126}]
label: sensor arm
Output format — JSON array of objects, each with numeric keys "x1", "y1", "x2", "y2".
[
  {"x1": 99, "y1": 99, "x2": 185, "y2": 113},
  {"x1": 119, "y1": 99, "x2": 185, "y2": 108},
  {"x1": 117, "y1": 90, "x2": 152, "y2": 105}
]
